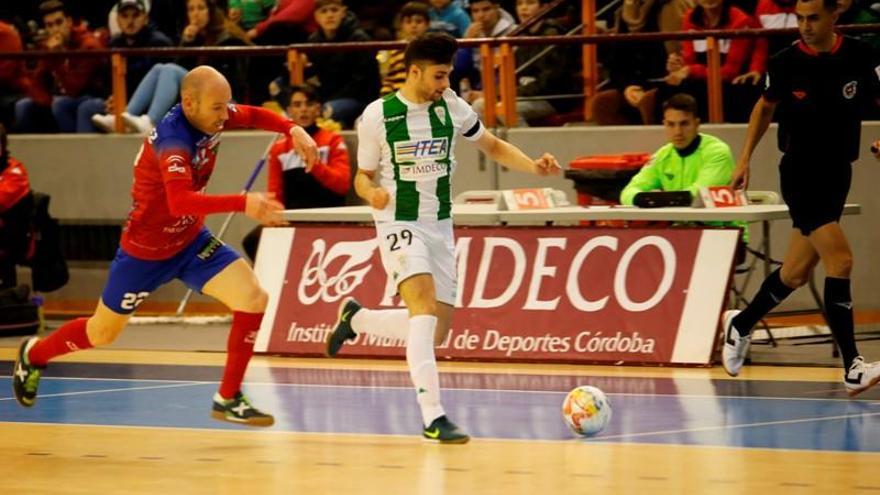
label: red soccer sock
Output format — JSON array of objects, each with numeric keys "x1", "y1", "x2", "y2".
[
  {"x1": 28, "y1": 317, "x2": 94, "y2": 367},
  {"x1": 218, "y1": 311, "x2": 263, "y2": 399}
]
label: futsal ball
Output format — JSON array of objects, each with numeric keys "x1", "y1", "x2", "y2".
[{"x1": 562, "y1": 385, "x2": 612, "y2": 437}]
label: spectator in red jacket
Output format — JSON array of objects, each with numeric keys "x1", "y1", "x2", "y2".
[
  {"x1": 0, "y1": 20, "x2": 45, "y2": 129},
  {"x1": 0, "y1": 124, "x2": 33, "y2": 289},
  {"x1": 14, "y1": 0, "x2": 109, "y2": 133},
  {"x1": 657, "y1": 0, "x2": 760, "y2": 121},
  {"x1": 247, "y1": 0, "x2": 316, "y2": 43},
  {"x1": 242, "y1": 84, "x2": 351, "y2": 260}
]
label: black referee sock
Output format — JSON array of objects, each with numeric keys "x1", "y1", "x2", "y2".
[
  {"x1": 824, "y1": 277, "x2": 859, "y2": 370},
  {"x1": 732, "y1": 268, "x2": 795, "y2": 336}
]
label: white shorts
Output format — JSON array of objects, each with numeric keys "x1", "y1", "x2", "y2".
[{"x1": 374, "y1": 219, "x2": 456, "y2": 305}]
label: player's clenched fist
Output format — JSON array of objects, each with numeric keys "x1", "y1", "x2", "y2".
[
  {"x1": 533, "y1": 153, "x2": 561, "y2": 176},
  {"x1": 367, "y1": 187, "x2": 390, "y2": 209},
  {"x1": 245, "y1": 192, "x2": 284, "y2": 226}
]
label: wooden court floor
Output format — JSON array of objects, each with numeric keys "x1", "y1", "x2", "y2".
[{"x1": 1, "y1": 349, "x2": 879, "y2": 494}]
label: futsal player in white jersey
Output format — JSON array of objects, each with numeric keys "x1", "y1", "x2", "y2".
[{"x1": 325, "y1": 32, "x2": 561, "y2": 443}]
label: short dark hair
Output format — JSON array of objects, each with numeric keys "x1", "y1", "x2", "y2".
[
  {"x1": 286, "y1": 84, "x2": 321, "y2": 105},
  {"x1": 400, "y1": 1, "x2": 430, "y2": 22},
  {"x1": 39, "y1": 0, "x2": 66, "y2": 17},
  {"x1": 404, "y1": 32, "x2": 458, "y2": 69},
  {"x1": 315, "y1": 0, "x2": 343, "y2": 9},
  {"x1": 662, "y1": 93, "x2": 699, "y2": 118},
  {"x1": 798, "y1": 0, "x2": 838, "y2": 12}
]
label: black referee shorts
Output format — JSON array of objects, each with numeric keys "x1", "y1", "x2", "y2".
[{"x1": 779, "y1": 154, "x2": 852, "y2": 236}]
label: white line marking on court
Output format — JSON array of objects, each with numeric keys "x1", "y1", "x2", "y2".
[
  {"x1": 0, "y1": 382, "x2": 207, "y2": 402},
  {"x1": 0, "y1": 375, "x2": 212, "y2": 384},
  {"x1": 596, "y1": 410, "x2": 880, "y2": 441},
  {"x1": 238, "y1": 381, "x2": 877, "y2": 403},
  {"x1": 0, "y1": 375, "x2": 874, "y2": 403}
]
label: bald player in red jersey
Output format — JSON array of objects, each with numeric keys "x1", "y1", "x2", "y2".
[{"x1": 12, "y1": 66, "x2": 318, "y2": 426}]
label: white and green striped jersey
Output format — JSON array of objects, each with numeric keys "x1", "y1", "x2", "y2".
[{"x1": 357, "y1": 88, "x2": 485, "y2": 222}]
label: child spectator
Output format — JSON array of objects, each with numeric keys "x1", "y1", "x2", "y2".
[{"x1": 380, "y1": 2, "x2": 430, "y2": 96}]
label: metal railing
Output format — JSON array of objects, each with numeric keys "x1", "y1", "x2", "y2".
[{"x1": 2, "y1": 12, "x2": 878, "y2": 129}]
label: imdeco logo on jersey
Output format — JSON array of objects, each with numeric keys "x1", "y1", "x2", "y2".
[{"x1": 394, "y1": 138, "x2": 449, "y2": 163}]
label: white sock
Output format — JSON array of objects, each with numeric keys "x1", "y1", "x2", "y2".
[
  {"x1": 407, "y1": 314, "x2": 444, "y2": 427},
  {"x1": 351, "y1": 308, "x2": 410, "y2": 341}
]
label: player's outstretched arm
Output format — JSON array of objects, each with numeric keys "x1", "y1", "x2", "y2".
[
  {"x1": 733, "y1": 96, "x2": 777, "y2": 190},
  {"x1": 226, "y1": 104, "x2": 318, "y2": 170},
  {"x1": 354, "y1": 169, "x2": 389, "y2": 209},
  {"x1": 474, "y1": 131, "x2": 561, "y2": 176}
]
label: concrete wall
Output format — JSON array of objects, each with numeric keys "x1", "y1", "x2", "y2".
[{"x1": 10, "y1": 122, "x2": 880, "y2": 310}]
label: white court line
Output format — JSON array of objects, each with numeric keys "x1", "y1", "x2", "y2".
[
  {"x1": 239, "y1": 381, "x2": 878, "y2": 404},
  {"x1": 596, "y1": 410, "x2": 880, "y2": 442},
  {"x1": 0, "y1": 375, "x2": 217, "y2": 386},
  {"x1": 0, "y1": 382, "x2": 207, "y2": 402},
  {"x1": 0, "y1": 375, "x2": 874, "y2": 403}
]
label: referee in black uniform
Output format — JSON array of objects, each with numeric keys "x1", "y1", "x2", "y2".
[{"x1": 721, "y1": 0, "x2": 880, "y2": 395}]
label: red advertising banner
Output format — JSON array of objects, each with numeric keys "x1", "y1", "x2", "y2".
[{"x1": 257, "y1": 226, "x2": 737, "y2": 365}]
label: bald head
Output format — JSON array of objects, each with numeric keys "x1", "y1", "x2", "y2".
[
  {"x1": 181, "y1": 65, "x2": 230, "y2": 99},
  {"x1": 181, "y1": 66, "x2": 233, "y2": 134}
]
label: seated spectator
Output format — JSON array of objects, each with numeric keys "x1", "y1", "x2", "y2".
[
  {"x1": 107, "y1": 0, "x2": 152, "y2": 37},
  {"x1": 657, "y1": 0, "x2": 759, "y2": 122},
  {"x1": 0, "y1": 20, "x2": 42, "y2": 129},
  {"x1": 592, "y1": 0, "x2": 669, "y2": 125},
  {"x1": 305, "y1": 0, "x2": 379, "y2": 129},
  {"x1": 99, "y1": 0, "x2": 252, "y2": 134},
  {"x1": 91, "y1": 0, "x2": 173, "y2": 133},
  {"x1": 620, "y1": 94, "x2": 746, "y2": 239},
  {"x1": 473, "y1": 0, "x2": 577, "y2": 125},
  {"x1": 15, "y1": 0, "x2": 109, "y2": 133},
  {"x1": 228, "y1": 0, "x2": 276, "y2": 31},
  {"x1": 464, "y1": 0, "x2": 517, "y2": 38},
  {"x1": 380, "y1": 1, "x2": 430, "y2": 96},
  {"x1": 0, "y1": 124, "x2": 33, "y2": 289},
  {"x1": 242, "y1": 84, "x2": 350, "y2": 260},
  {"x1": 428, "y1": 0, "x2": 471, "y2": 37},
  {"x1": 455, "y1": 0, "x2": 517, "y2": 102},
  {"x1": 738, "y1": 0, "x2": 797, "y2": 86}
]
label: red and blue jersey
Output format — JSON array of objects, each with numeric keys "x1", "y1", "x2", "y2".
[{"x1": 121, "y1": 103, "x2": 295, "y2": 260}]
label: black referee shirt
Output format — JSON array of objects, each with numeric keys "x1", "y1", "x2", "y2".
[{"x1": 764, "y1": 35, "x2": 880, "y2": 162}]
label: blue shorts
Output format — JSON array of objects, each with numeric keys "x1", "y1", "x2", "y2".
[{"x1": 101, "y1": 228, "x2": 240, "y2": 314}]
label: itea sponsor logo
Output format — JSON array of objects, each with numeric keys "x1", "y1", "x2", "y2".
[{"x1": 297, "y1": 238, "x2": 378, "y2": 304}]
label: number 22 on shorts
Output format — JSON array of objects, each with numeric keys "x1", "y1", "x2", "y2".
[{"x1": 120, "y1": 291, "x2": 150, "y2": 310}]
